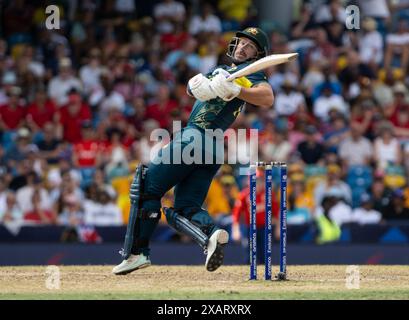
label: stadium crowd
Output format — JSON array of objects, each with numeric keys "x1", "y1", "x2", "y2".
[{"x1": 1, "y1": 0, "x2": 409, "y2": 244}]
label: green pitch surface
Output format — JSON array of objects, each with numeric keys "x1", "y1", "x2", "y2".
[{"x1": 1, "y1": 265, "x2": 409, "y2": 300}]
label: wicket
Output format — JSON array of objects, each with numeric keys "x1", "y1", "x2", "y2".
[{"x1": 249, "y1": 161, "x2": 287, "y2": 281}]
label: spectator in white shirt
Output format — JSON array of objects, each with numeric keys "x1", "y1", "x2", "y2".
[
  {"x1": 322, "y1": 187, "x2": 353, "y2": 226},
  {"x1": 16, "y1": 172, "x2": 52, "y2": 214},
  {"x1": 0, "y1": 191, "x2": 23, "y2": 223},
  {"x1": 338, "y1": 122, "x2": 373, "y2": 168},
  {"x1": 374, "y1": 121, "x2": 403, "y2": 170},
  {"x1": 384, "y1": 18, "x2": 409, "y2": 71},
  {"x1": 314, "y1": 164, "x2": 352, "y2": 206},
  {"x1": 79, "y1": 48, "x2": 104, "y2": 95},
  {"x1": 83, "y1": 190, "x2": 123, "y2": 226},
  {"x1": 359, "y1": 17, "x2": 383, "y2": 65},
  {"x1": 274, "y1": 79, "x2": 306, "y2": 117},
  {"x1": 315, "y1": 0, "x2": 346, "y2": 24},
  {"x1": 352, "y1": 193, "x2": 382, "y2": 225},
  {"x1": 189, "y1": 3, "x2": 222, "y2": 36},
  {"x1": 48, "y1": 58, "x2": 82, "y2": 107},
  {"x1": 154, "y1": 0, "x2": 186, "y2": 34},
  {"x1": 357, "y1": 0, "x2": 390, "y2": 20},
  {"x1": 313, "y1": 84, "x2": 348, "y2": 121}
]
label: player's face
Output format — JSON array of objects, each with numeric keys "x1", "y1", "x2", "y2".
[{"x1": 234, "y1": 38, "x2": 258, "y2": 62}]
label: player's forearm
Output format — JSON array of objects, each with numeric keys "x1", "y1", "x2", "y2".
[{"x1": 238, "y1": 85, "x2": 274, "y2": 108}]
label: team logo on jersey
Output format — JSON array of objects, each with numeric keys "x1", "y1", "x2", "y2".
[
  {"x1": 246, "y1": 28, "x2": 258, "y2": 35},
  {"x1": 228, "y1": 67, "x2": 237, "y2": 72}
]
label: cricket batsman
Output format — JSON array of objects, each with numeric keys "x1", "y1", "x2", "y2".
[{"x1": 113, "y1": 27, "x2": 274, "y2": 275}]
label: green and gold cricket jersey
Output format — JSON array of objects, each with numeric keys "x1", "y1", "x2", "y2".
[{"x1": 187, "y1": 62, "x2": 268, "y2": 131}]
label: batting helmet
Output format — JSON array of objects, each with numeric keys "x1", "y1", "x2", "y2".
[{"x1": 227, "y1": 27, "x2": 270, "y2": 62}]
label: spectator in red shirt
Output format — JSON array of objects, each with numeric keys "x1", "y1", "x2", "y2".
[
  {"x1": 26, "y1": 88, "x2": 57, "y2": 132},
  {"x1": 0, "y1": 86, "x2": 25, "y2": 130},
  {"x1": 231, "y1": 171, "x2": 279, "y2": 263},
  {"x1": 73, "y1": 121, "x2": 102, "y2": 168},
  {"x1": 57, "y1": 89, "x2": 92, "y2": 144},
  {"x1": 145, "y1": 83, "x2": 179, "y2": 130},
  {"x1": 24, "y1": 189, "x2": 57, "y2": 225},
  {"x1": 386, "y1": 83, "x2": 409, "y2": 139}
]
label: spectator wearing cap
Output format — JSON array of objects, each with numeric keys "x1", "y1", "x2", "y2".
[
  {"x1": 338, "y1": 122, "x2": 373, "y2": 168},
  {"x1": 374, "y1": 121, "x2": 403, "y2": 170},
  {"x1": 381, "y1": 188, "x2": 409, "y2": 220},
  {"x1": 296, "y1": 125, "x2": 325, "y2": 165},
  {"x1": 385, "y1": 82, "x2": 409, "y2": 118},
  {"x1": 352, "y1": 193, "x2": 382, "y2": 225},
  {"x1": 48, "y1": 58, "x2": 83, "y2": 107},
  {"x1": 338, "y1": 51, "x2": 376, "y2": 100},
  {"x1": 3, "y1": 128, "x2": 33, "y2": 167},
  {"x1": 57, "y1": 88, "x2": 92, "y2": 143},
  {"x1": 386, "y1": 83, "x2": 409, "y2": 139},
  {"x1": 73, "y1": 121, "x2": 102, "y2": 169},
  {"x1": 372, "y1": 69, "x2": 395, "y2": 108},
  {"x1": 0, "y1": 86, "x2": 25, "y2": 131},
  {"x1": 313, "y1": 83, "x2": 348, "y2": 122},
  {"x1": 25, "y1": 88, "x2": 57, "y2": 132},
  {"x1": 359, "y1": 17, "x2": 384, "y2": 66},
  {"x1": 314, "y1": 164, "x2": 352, "y2": 207},
  {"x1": 205, "y1": 169, "x2": 239, "y2": 220},
  {"x1": 274, "y1": 79, "x2": 306, "y2": 117},
  {"x1": 322, "y1": 113, "x2": 349, "y2": 153}
]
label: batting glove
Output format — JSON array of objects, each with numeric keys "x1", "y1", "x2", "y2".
[
  {"x1": 187, "y1": 73, "x2": 217, "y2": 102},
  {"x1": 210, "y1": 68, "x2": 241, "y2": 101}
]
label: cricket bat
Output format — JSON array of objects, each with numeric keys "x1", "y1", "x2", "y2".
[{"x1": 226, "y1": 53, "x2": 298, "y2": 82}]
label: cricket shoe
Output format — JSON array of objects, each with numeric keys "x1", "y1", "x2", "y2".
[
  {"x1": 205, "y1": 229, "x2": 229, "y2": 272},
  {"x1": 112, "y1": 254, "x2": 151, "y2": 275}
]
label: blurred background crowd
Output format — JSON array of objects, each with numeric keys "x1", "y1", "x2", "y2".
[{"x1": 1, "y1": 0, "x2": 409, "y2": 245}]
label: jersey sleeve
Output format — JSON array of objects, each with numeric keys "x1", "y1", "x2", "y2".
[
  {"x1": 245, "y1": 70, "x2": 268, "y2": 87},
  {"x1": 233, "y1": 70, "x2": 268, "y2": 88}
]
